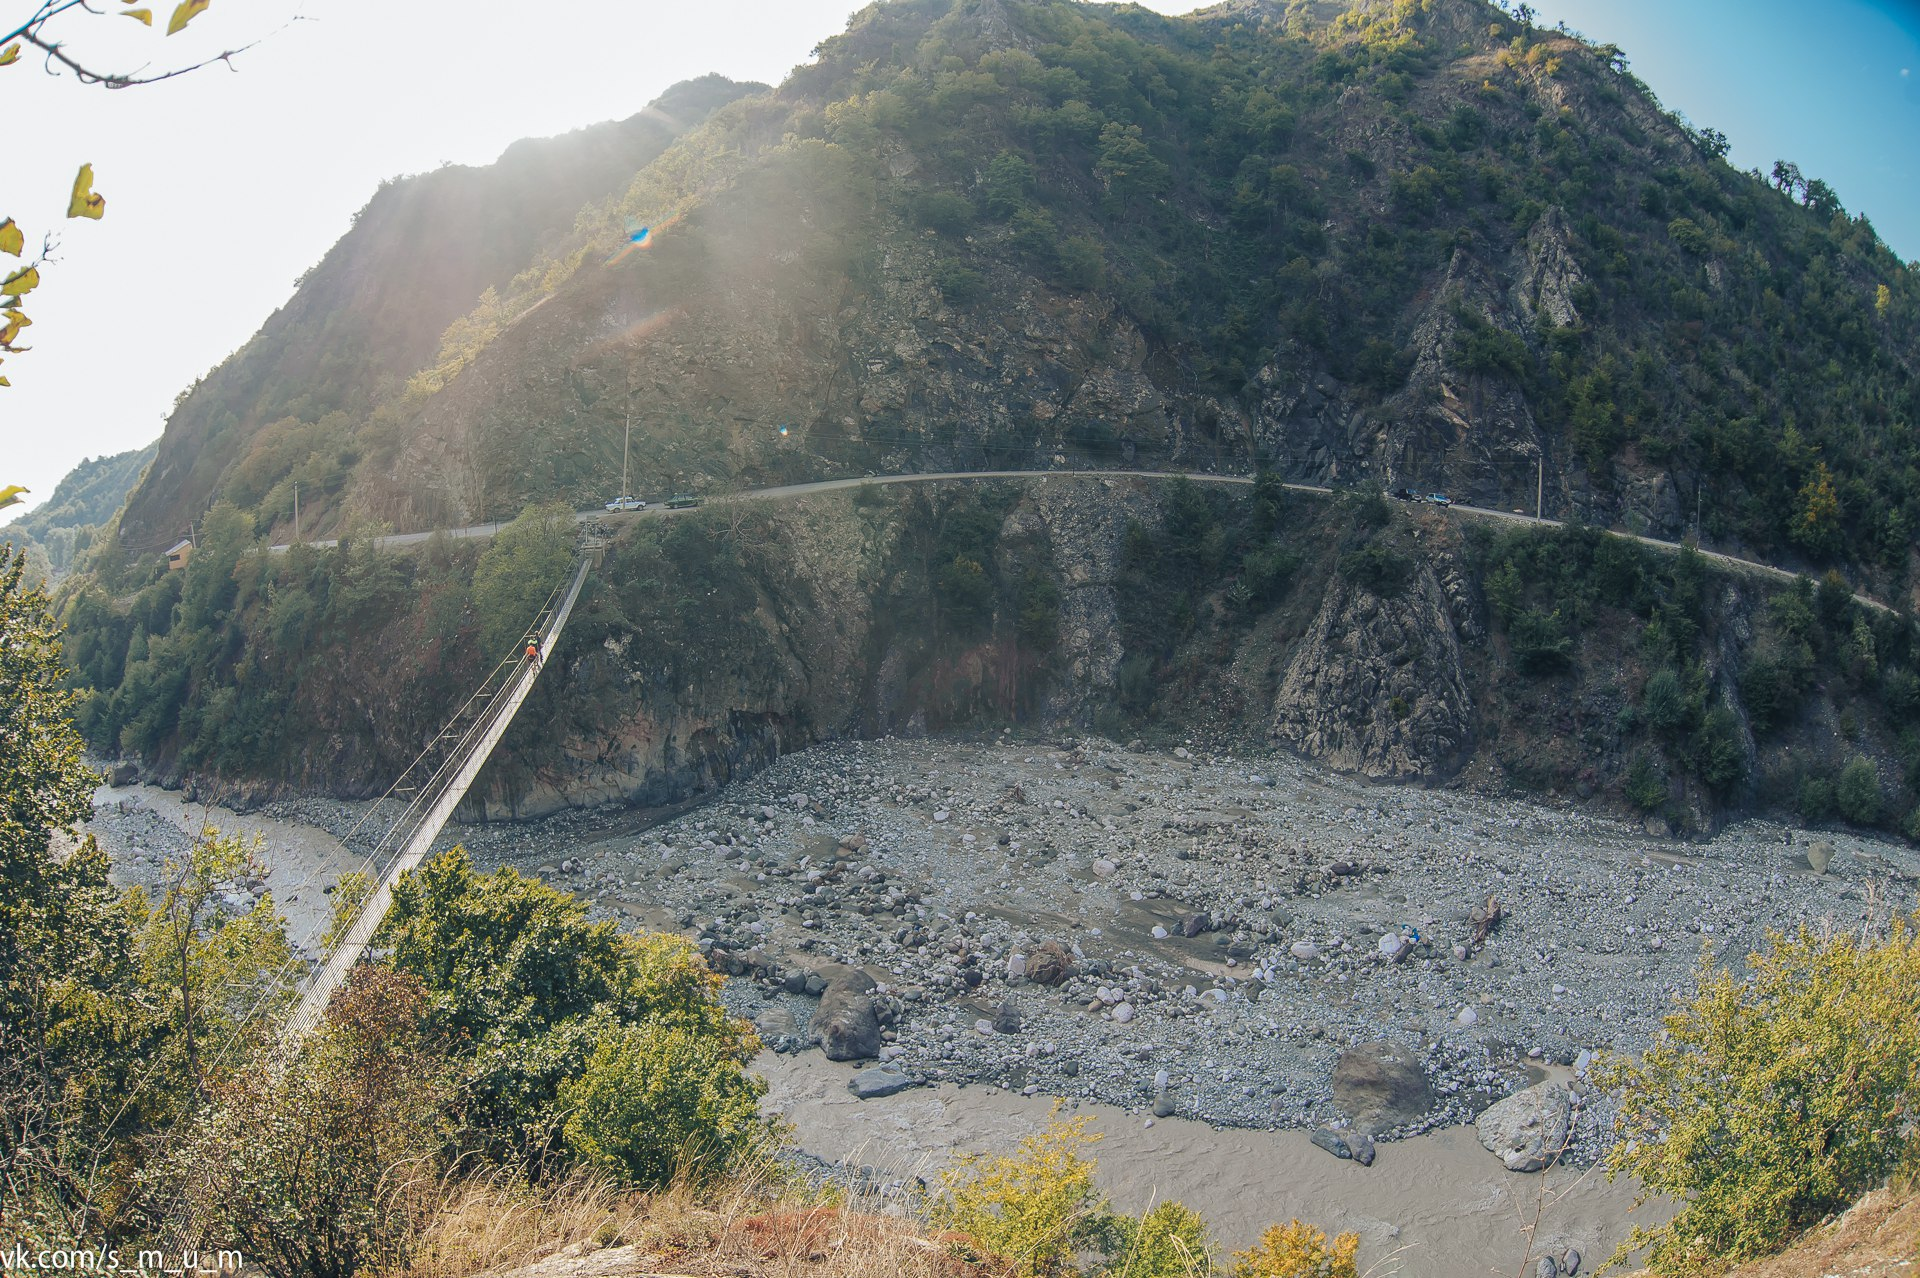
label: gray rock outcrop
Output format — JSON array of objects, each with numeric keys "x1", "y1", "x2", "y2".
[{"x1": 1270, "y1": 565, "x2": 1473, "y2": 778}]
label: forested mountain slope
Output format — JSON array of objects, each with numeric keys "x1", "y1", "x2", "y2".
[
  {"x1": 110, "y1": 0, "x2": 1905, "y2": 589},
  {"x1": 59, "y1": 0, "x2": 1920, "y2": 839},
  {"x1": 113, "y1": 74, "x2": 760, "y2": 557},
  {"x1": 1, "y1": 443, "x2": 154, "y2": 581}
]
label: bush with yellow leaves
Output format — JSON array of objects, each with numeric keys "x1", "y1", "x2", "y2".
[
  {"x1": 933, "y1": 1116, "x2": 1118, "y2": 1276},
  {"x1": 931, "y1": 1116, "x2": 1215, "y2": 1277},
  {"x1": 1227, "y1": 1220, "x2": 1359, "y2": 1278},
  {"x1": 1105, "y1": 1201, "x2": 1213, "y2": 1277},
  {"x1": 1595, "y1": 916, "x2": 1920, "y2": 1272}
]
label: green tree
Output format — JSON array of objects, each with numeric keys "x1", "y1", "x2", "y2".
[
  {"x1": 1790, "y1": 462, "x2": 1842, "y2": 557},
  {"x1": 1624, "y1": 752, "x2": 1666, "y2": 813},
  {"x1": 138, "y1": 824, "x2": 290, "y2": 1089},
  {"x1": 559, "y1": 1022, "x2": 770, "y2": 1189},
  {"x1": 1509, "y1": 607, "x2": 1573, "y2": 674},
  {"x1": 1692, "y1": 705, "x2": 1746, "y2": 794},
  {"x1": 1834, "y1": 755, "x2": 1882, "y2": 825},
  {"x1": 937, "y1": 553, "x2": 995, "y2": 638},
  {"x1": 471, "y1": 501, "x2": 575, "y2": 658},
  {"x1": 1597, "y1": 919, "x2": 1920, "y2": 1270},
  {"x1": 0, "y1": 545, "x2": 128, "y2": 1227},
  {"x1": 1641, "y1": 668, "x2": 1694, "y2": 739},
  {"x1": 377, "y1": 849, "x2": 756, "y2": 1165},
  {"x1": 1095, "y1": 122, "x2": 1169, "y2": 203},
  {"x1": 983, "y1": 150, "x2": 1035, "y2": 219}
]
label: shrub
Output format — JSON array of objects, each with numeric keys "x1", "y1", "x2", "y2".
[
  {"x1": 1106, "y1": 1201, "x2": 1213, "y2": 1277},
  {"x1": 1797, "y1": 772, "x2": 1836, "y2": 822},
  {"x1": 1338, "y1": 542, "x2": 1411, "y2": 596},
  {"x1": 935, "y1": 261, "x2": 987, "y2": 304},
  {"x1": 1229, "y1": 1219, "x2": 1360, "y2": 1278},
  {"x1": 559, "y1": 1022, "x2": 771, "y2": 1189},
  {"x1": 1596, "y1": 917, "x2": 1920, "y2": 1271},
  {"x1": 1835, "y1": 755, "x2": 1883, "y2": 825},
  {"x1": 932, "y1": 1116, "x2": 1119, "y2": 1277},
  {"x1": 911, "y1": 189, "x2": 975, "y2": 236},
  {"x1": 1624, "y1": 752, "x2": 1666, "y2": 812},
  {"x1": 168, "y1": 966, "x2": 457, "y2": 1278}
]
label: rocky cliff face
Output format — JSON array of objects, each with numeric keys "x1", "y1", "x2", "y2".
[
  {"x1": 475, "y1": 479, "x2": 1164, "y2": 819},
  {"x1": 1270, "y1": 562, "x2": 1474, "y2": 779}
]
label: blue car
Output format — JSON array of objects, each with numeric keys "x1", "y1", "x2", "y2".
[{"x1": 1426, "y1": 493, "x2": 1452, "y2": 507}]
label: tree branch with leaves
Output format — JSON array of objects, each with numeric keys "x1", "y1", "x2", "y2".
[{"x1": 2, "y1": 0, "x2": 269, "y2": 387}]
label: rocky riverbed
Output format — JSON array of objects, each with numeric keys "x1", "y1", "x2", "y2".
[
  {"x1": 447, "y1": 734, "x2": 1918, "y2": 1163},
  {"x1": 86, "y1": 733, "x2": 1920, "y2": 1175}
]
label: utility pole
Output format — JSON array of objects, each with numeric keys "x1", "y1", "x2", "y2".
[
  {"x1": 293, "y1": 482, "x2": 300, "y2": 545},
  {"x1": 1536, "y1": 455, "x2": 1544, "y2": 521},
  {"x1": 621, "y1": 410, "x2": 632, "y2": 499}
]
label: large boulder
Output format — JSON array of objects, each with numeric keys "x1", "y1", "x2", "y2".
[
  {"x1": 810, "y1": 967, "x2": 882, "y2": 1062},
  {"x1": 1024, "y1": 940, "x2": 1076, "y2": 986},
  {"x1": 847, "y1": 1065, "x2": 913, "y2": 1099},
  {"x1": 1331, "y1": 1040, "x2": 1434, "y2": 1134},
  {"x1": 1476, "y1": 1082, "x2": 1574, "y2": 1172}
]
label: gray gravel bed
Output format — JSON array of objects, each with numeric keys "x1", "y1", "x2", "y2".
[{"x1": 447, "y1": 735, "x2": 1919, "y2": 1160}]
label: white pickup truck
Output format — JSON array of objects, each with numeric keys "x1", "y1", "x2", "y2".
[{"x1": 603, "y1": 496, "x2": 646, "y2": 512}]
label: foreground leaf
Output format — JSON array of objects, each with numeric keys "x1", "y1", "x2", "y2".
[
  {"x1": 0, "y1": 309, "x2": 29, "y2": 346},
  {"x1": 0, "y1": 43, "x2": 19, "y2": 67},
  {"x1": 0, "y1": 485, "x2": 27, "y2": 511},
  {"x1": 166, "y1": 0, "x2": 210, "y2": 36},
  {"x1": 0, "y1": 220, "x2": 21, "y2": 257},
  {"x1": 67, "y1": 165, "x2": 105, "y2": 220},
  {"x1": 2, "y1": 264, "x2": 39, "y2": 298},
  {"x1": 122, "y1": 8, "x2": 154, "y2": 24}
]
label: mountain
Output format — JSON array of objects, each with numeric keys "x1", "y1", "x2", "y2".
[
  {"x1": 105, "y1": 0, "x2": 1916, "y2": 587},
  {"x1": 113, "y1": 74, "x2": 762, "y2": 558},
  {"x1": 58, "y1": 0, "x2": 1920, "y2": 840},
  {"x1": 2, "y1": 443, "x2": 155, "y2": 581}
]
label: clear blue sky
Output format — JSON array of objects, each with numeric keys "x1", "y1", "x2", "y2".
[{"x1": 1526, "y1": 0, "x2": 1920, "y2": 263}]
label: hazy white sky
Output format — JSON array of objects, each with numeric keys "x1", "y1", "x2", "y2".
[{"x1": 3, "y1": 0, "x2": 1914, "y2": 516}]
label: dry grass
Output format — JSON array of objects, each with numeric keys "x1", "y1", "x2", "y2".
[
  {"x1": 1622, "y1": 1186, "x2": 1920, "y2": 1278},
  {"x1": 397, "y1": 1166, "x2": 989, "y2": 1278}
]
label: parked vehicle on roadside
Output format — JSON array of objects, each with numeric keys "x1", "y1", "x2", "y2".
[
  {"x1": 1426, "y1": 492, "x2": 1452, "y2": 507},
  {"x1": 603, "y1": 495, "x2": 646, "y2": 512},
  {"x1": 665, "y1": 494, "x2": 702, "y2": 510}
]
